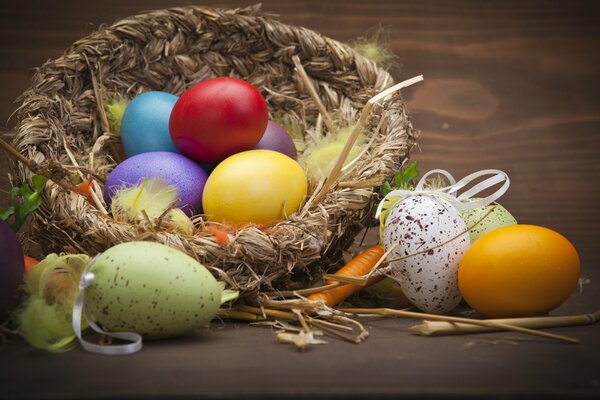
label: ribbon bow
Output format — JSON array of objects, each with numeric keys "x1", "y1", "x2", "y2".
[
  {"x1": 72, "y1": 255, "x2": 143, "y2": 355},
  {"x1": 375, "y1": 169, "x2": 510, "y2": 219}
]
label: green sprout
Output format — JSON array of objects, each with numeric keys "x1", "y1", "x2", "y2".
[{"x1": 1, "y1": 175, "x2": 48, "y2": 231}]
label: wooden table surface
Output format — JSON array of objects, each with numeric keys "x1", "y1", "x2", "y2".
[{"x1": 1, "y1": 1, "x2": 599, "y2": 399}]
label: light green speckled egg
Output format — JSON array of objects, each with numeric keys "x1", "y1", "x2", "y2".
[
  {"x1": 85, "y1": 241, "x2": 236, "y2": 339},
  {"x1": 461, "y1": 202, "x2": 517, "y2": 242}
]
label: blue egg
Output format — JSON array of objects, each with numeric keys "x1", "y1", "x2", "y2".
[{"x1": 121, "y1": 91, "x2": 180, "y2": 157}]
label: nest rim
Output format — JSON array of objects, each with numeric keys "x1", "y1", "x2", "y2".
[{"x1": 10, "y1": 4, "x2": 418, "y2": 297}]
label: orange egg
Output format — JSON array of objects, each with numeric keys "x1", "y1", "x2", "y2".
[{"x1": 458, "y1": 224, "x2": 580, "y2": 318}]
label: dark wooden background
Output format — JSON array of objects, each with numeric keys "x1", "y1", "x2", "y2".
[{"x1": 1, "y1": 1, "x2": 599, "y2": 399}]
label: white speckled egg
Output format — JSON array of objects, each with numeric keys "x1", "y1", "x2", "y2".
[
  {"x1": 461, "y1": 201, "x2": 517, "y2": 242},
  {"x1": 383, "y1": 194, "x2": 470, "y2": 313}
]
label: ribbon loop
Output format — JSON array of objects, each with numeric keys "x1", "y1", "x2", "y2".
[
  {"x1": 72, "y1": 255, "x2": 143, "y2": 355},
  {"x1": 414, "y1": 169, "x2": 457, "y2": 191},
  {"x1": 452, "y1": 169, "x2": 510, "y2": 211},
  {"x1": 376, "y1": 169, "x2": 510, "y2": 218},
  {"x1": 79, "y1": 272, "x2": 95, "y2": 289}
]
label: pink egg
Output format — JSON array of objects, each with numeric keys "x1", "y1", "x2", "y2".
[{"x1": 253, "y1": 121, "x2": 297, "y2": 159}]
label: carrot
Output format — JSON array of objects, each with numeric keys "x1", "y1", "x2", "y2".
[
  {"x1": 24, "y1": 255, "x2": 39, "y2": 273},
  {"x1": 307, "y1": 244, "x2": 386, "y2": 308},
  {"x1": 76, "y1": 179, "x2": 94, "y2": 204},
  {"x1": 203, "y1": 224, "x2": 231, "y2": 245}
]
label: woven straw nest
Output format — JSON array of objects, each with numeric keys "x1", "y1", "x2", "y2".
[{"x1": 11, "y1": 5, "x2": 417, "y2": 297}]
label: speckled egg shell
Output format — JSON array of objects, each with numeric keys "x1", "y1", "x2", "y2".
[
  {"x1": 383, "y1": 194, "x2": 470, "y2": 314},
  {"x1": 461, "y1": 202, "x2": 517, "y2": 243},
  {"x1": 85, "y1": 242, "x2": 221, "y2": 339}
]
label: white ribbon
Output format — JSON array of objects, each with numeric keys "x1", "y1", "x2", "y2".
[
  {"x1": 375, "y1": 169, "x2": 510, "y2": 218},
  {"x1": 72, "y1": 255, "x2": 143, "y2": 355}
]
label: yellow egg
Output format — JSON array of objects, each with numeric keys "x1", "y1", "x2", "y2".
[{"x1": 202, "y1": 150, "x2": 307, "y2": 225}]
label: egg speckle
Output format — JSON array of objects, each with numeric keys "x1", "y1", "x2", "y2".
[{"x1": 383, "y1": 194, "x2": 470, "y2": 313}]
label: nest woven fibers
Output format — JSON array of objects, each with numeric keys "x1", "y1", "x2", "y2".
[{"x1": 10, "y1": 4, "x2": 417, "y2": 297}]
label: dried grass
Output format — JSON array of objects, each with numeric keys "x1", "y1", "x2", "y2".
[{"x1": 10, "y1": 4, "x2": 417, "y2": 298}]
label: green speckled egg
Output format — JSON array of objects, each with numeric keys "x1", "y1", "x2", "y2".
[
  {"x1": 461, "y1": 202, "x2": 517, "y2": 243},
  {"x1": 85, "y1": 241, "x2": 223, "y2": 339}
]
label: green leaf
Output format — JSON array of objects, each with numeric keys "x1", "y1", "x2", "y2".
[
  {"x1": 32, "y1": 175, "x2": 48, "y2": 191},
  {"x1": 8, "y1": 187, "x2": 21, "y2": 207},
  {"x1": 19, "y1": 192, "x2": 43, "y2": 218},
  {"x1": 2, "y1": 175, "x2": 48, "y2": 232},
  {"x1": 0, "y1": 206, "x2": 15, "y2": 221},
  {"x1": 379, "y1": 161, "x2": 420, "y2": 201},
  {"x1": 20, "y1": 182, "x2": 34, "y2": 199},
  {"x1": 403, "y1": 161, "x2": 419, "y2": 185},
  {"x1": 393, "y1": 161, "x2": 419, "y2": 190},
  {"x1": 381, "y1": 181, "x2": 393, "y2": 196}
]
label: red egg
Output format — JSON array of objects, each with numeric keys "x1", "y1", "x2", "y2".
[{"x1": 169, "y1": 77, "x2": 268, "y2": 163}]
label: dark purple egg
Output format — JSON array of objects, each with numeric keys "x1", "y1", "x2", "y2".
[
  {"x1": 104, "y1": 152, "x2": 208, "y2": 216},
  {"x1": 253, "y1": 121, "x2": 297, "y2": 159},
  {"x1": 0, "y1": 220, "x2": 24, "y2": 321},
  {"x1": 199, "y1": 162, "x2": 218, "y2": 174}
]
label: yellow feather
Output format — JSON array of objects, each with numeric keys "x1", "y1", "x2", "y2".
[
  {"x1": 111, "y1": 178, "x2": 179, "y2": 221},
  {"x1": 104, "y1": 98, "x2": 128, "y2": 136},
  {"x1": 350, "y1": 26, "x2": 398, "y2": 70},
  {"x1": 18, "y1": 297, "x2": 78, "y2": 352},
  {"x1": 164, "y1": 208, "x2": 195, "y2": 235},
  {"x1": 299, "y1": 125, "x2": 366, "y2": 182},
  {"x1": 17, "y1": 254, "x2": 90, "y2": 352}
]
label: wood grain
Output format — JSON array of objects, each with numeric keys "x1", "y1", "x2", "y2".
[
  {"x1": 3, "y1": 0, "x2": 598, "y2": 272},
  {"x1": 1, "y1": 2, "x2": 599, "y2": 399},
  {"x1": 2, "y1": 0, "x2": 600, "y2": 299}
]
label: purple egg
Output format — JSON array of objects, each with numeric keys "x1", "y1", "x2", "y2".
[
  {"x1": 0, "y1": 220, "x2": 24, "y2": 321},
  {"x1": 253, "y1": 121, "x2": 297, "y2": 159},
  {"x1": 104, "y1": 152, "x2": 208, "y2": 216}
]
